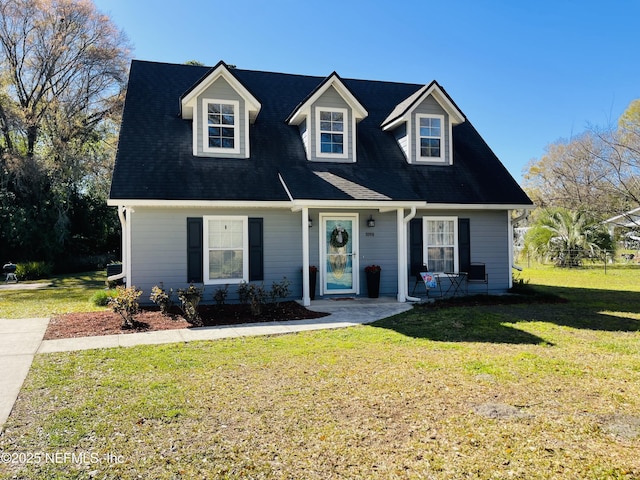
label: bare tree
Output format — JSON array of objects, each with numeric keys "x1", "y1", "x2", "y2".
[
  {"x1": 523, "y1": 99, "x2": 640, "y2": 220},
  {"x1": 0, "y1": 0, "x2": 130, "y2": 157},
  {"x1": 523, "y1": 132, "x2": 622, "y2": 216},
  {"x1": 589, "y1": 99, "x2": 640, "y2": 209},
  {"x1": 0, "y1": 0, "x2": 131, "y2": 260}
]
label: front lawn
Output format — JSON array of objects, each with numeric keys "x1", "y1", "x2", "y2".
[
  {"x1": 1, "y1": 265, "x2": 639, "y2": 478},
  {"x1": 0, "y1": 271, "x2": 108, "y2": 318}
]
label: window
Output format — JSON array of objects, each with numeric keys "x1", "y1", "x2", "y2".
[
  {"x1": 416, "y1": 114, "x2": 444, "y2": 161},
  {"x1": 204, "y1": 216, "x2": 248, "y2": 283},
  {"x1": 423, "y1": 217, "x2": 458, "y2": 273},
  {"x1": 203, "y1": 100, "x2": 240, "y2": 154},
  {"x1": 316, "y1": 108, "x2": 348, "y2": 158}
]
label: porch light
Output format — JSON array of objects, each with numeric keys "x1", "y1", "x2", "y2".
[
  {"x1": 367, "y1": 215, "x2": 375, "y2": 228},
  {"x1": 308, "y1": 218, "x2": 313, "y2": 228}
]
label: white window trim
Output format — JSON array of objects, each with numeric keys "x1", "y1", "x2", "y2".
[
  {"x1": 202, "y1": 99, "x2": 241, "y2": 155},
  {"x1": 422, "y1": 216, "x2": 459, "y2": 273},
  {"x1": 203, "y1": 215, "x2": 248, "y2": 285},
  {"x1": 315, "y1": 107, "x2": 349, "y2": 159},
  {"x1": 415, "y1": 113, "x2": 445, "y2": 163}
]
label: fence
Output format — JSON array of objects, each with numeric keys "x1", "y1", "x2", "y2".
[{"x1": 517, "y1": 249, "x2": 638, "y2": 273}]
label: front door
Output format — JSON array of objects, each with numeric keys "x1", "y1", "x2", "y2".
[{"x1": 321, "y1": 214, "x2": 358, "y2": 295}]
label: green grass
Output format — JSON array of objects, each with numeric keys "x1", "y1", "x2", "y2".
[
  {"x1": 0, "y1": 271, "x2": 108, "y2": 318},
  {"x1": 516, "y1": 261, "x2": 640, "y2": 291},
  {"x1": 1, "y1": 265, "x2": 640, "y2": 479}
]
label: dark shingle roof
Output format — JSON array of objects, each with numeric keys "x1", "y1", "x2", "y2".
[{"x1": 109, "y1": 60, "x2": 532, "y2": 206}]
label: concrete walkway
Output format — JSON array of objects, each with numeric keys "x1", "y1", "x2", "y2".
[
  {"x1": 0, "y1": 298, "x2": 413, "y2": 430},
  {"x1": 0, "y1": 317, "x2": 50, "y2": 429}
]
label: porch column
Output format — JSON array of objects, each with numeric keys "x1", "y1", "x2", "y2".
[
  {"x1": 507, "y1": 210, "x2": 513, "y2": 289},
  {"x1": 125, "y1": 207, "x2": 133, "y2": 288},
  {"x1": 301, "y1": 207, "x2": 311, "y2": 306},
  {"x1": 397, "y1": 208, "x2": 406, "y2": 302}
]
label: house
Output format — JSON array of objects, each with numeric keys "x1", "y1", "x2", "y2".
[
  {"x1": 604, "y1": 207, "x2": 640, "y2": 255},
  {"x1": 107, "y1": 60, "x2": 533, "y2": 305}
]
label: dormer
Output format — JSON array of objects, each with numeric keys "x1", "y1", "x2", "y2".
[
  {"x1": 286, "y1": 72, "x2": 367, "y2": 163},
  {"x1": 181, "y1": 61, "x2": 261, "y2": 159},
  {"x1": 381, "y1": 81, "x2": 465, "y2": 165}
]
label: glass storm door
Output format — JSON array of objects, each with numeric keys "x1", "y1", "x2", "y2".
[{"x1": 321, "y1": 215, "x2": 358, "y2": 294}]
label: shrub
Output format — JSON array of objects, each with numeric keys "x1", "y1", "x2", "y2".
[
  {"x1": 91, "y1": 289, "x2": 116, "y2": 307},
  {"x1": 177, "y1": 284, "x2": 204, "y2": 326},
  {"x1": 14, "y1": 261, "x2": 53, "y2": 281},
  {"x1": 238, "y1": 277, "x2": 289, "y2": 315},
  {"x1": 150, "y1": 283, "x2": 173, "y2": 315},
  {"x1": 237, "y1": 281, "x2": 251, "y2": 305},
  {"x1": 269, "y1": 277, "x2": 291, "y2": 304},
  {"x1": 510, "y1": 274, "x2": 535, "y2": 295},
  {"x1": 213, "y1": 285, "x2": 228, "y2": 305},
  {"x1": 237, "y1": 281, "x2": 266, "y2": 316},
  {"x1": 108, "y1": 286, "x2": 142, "y2": 329}
]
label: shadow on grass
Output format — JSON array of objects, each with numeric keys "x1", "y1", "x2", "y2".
[
  {"x1": 46, "y1": 271, "x2": 106, "y2": 290},
  {"x1": 370, "y1": 286, "x2": 640, "y2": 345}
]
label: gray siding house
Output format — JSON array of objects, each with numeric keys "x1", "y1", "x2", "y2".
[{"x1": 108, "y1": 60, "x2": 533, "y2": 305}]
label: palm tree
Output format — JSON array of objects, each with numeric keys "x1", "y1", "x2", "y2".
[{"x1": 525, "y1": 208, "x2": 613, "y2": 266}]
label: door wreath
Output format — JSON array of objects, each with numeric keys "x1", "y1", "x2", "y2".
[{"x1": 329, "y1": 225, "x2": 349, "y2": 248}]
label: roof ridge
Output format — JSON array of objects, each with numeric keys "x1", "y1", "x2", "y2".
[{"x1": 130, "y1": 58, "x2": 427, "y2": 89}]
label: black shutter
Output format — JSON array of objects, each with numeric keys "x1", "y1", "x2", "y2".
[
  {"x1": 409, "y1": 218, "x2": 423, "y2": 275},
  {"x1": 248, "y1": 217, "x2": 264, "y2": 281},
  {"x1": 458, "y1": 218, "x2": 471, "y2": 273},
  {"x1": 187, "y1": 217, "x2": 203, "y2": 283}
]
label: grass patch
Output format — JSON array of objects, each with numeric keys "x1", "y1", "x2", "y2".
[
  {"x1": 1, "y1": 266, "x2": 640, "y2": 478},
  {"x1": 0, "y1": 271, "x2": 108, "y2": 318}
]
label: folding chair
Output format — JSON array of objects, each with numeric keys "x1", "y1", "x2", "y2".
[
  {"x1": 467, "y1": 262, "x2": 488, "y2": 294},
  {"x1": 411, "y1": 265, "x2": 441, "y2": 298}
]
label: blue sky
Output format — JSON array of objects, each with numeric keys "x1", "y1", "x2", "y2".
[{"x1": 93, "y1": 0, "x2": 640, "y2": 182}]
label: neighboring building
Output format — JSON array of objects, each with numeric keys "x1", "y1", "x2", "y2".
[
  {"x1": 108, "y1": 60, "x2": 533, "y2": 304},
  {"x1": 604, "y1": 207, "x2": 640, "y2": 251}
]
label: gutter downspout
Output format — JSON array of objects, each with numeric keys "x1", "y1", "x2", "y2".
[
  {"x1": 107, "y1": 205, "x2": 128, "y2": 284},
  {"x1": 512, "y1": 209, "x2": 528, "y2": 225},
  {"x1": 401, "y1": 206, "x2": 421, "y2": 302}
]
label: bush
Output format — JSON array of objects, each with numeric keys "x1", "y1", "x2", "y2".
[
  {"x1": 108, "y1": 286, "x2": 142, "y2": 329},
  {"x1": 150, "y1": 283, "x2": 173, "y2": 315},
  {"x1": 237, "y1": 281, "x2": 266, "y2": 316},
  {"x1": 509, "y1": 274, "x2": 535, "y2": 295},
  {"x1": 269, "y1": 277, "x2": 291, "y2": 304},
  {"x1": 91, "y1": 289, "x2": 116, "y2": 307},
  {"x1": 14, "y1": 261, "x2": 53, "y2": 281},
  {"x1": 238, "y1": 277, "x2": 290, "y2": 316},
  {"x1": 213, "y1": 285, "x2": 228, "y2": 305},
  {"x1": 177, "y1": 284, "x2": 204, "y2": 326}
]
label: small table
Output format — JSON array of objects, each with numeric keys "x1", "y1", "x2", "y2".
[{"x1": 443, "y1": 272, "x2": 467, "y2": 296}]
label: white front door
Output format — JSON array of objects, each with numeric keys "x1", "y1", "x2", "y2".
[{"x1": 321, "y1": 214, "x2": 359, "y2": 295}]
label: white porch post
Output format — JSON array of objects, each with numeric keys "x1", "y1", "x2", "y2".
[
  {"x1": 507, "y1": 210, "x2": 513, "y2": 289},
  {"x1": 397, "y1": 208, "x2": 406, "y2": 302},
  {"x1": 124, "y1": 207, "x2": 133, "y2": 288},
  {"x1": 119, "y1": 206, "x2": 127, "y2": 274},
  {"x1": 302, "y1": 207, "x2": 311, "y2": 306}
]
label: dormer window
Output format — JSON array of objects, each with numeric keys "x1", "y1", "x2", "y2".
[
  {"x1": 286, "y1": 72, "x2": 367, "y2": 163},
  {"x1": 317, "y1": 108, "x2": 347, "y2": 158},
  {"x1": 203, "y1": 100, "x2": 239, "y2": 153},
  {"x1": 381, "y1": 81, "x2": 465, "y2": 166},
  {"x1": 417, "y1": 114, "x2": 444, "y2": 161},
  {"x1": 180, "y1": 61, "x2": 261, "y2": 159}
]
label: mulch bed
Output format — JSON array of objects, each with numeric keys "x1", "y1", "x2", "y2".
[{"x1": 44, "y1": 302, "x2": 329, "y2": 340}]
